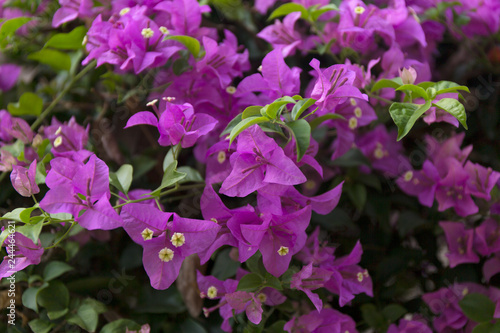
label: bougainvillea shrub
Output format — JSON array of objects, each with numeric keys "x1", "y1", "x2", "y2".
[{"x1": 0, "y1": 0, "x2": 499, "y2": 332}]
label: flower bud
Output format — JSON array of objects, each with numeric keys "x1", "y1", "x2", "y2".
[
  {"x1": 398, "y1": 67, "x2": 417, "y2": 85},
  {"x1": 10, "y1": 160, "x2": 39, "y2": 197}
]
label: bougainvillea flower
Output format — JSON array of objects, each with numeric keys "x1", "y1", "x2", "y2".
[
  {"x1": 473, "y1": 218, "x2": 500, "y2": 257},
  {"x1": 10, "y1": 160, "x2": 39, "y2": 197},
  {"x1": 0, "y1": 232, "x2": 44, "y2": 278},
  {"x1": 141, "y1": 214, "x2": 220, "y2": 289},
  {"x1": 120, "y1": 203, "x2": 173, "y2": 245},
  {"x1": 225, "y1": 291, "x2": 264, "y2": 325},
  {"x1": 154, "y1": 0, "x2": 213, "y2": 38},
  {"x1": 309, "y1": 58, "x2": 368, "y2": 113},
  {"x1": 0, "y1": 111, "x2": 33, "y2": 144},
  {"x1": 387, "y1": 319, "x2": 432, "y2": 333},
  {"x1": 125, "y1": 102, "x2": 218, "y2": 148},
  {"x1": 44, "y1": 116, "x2": 90, "y2": 159},
  {"x1": 257, "y1": 12, "x2": 303, "y2": 57},
  {"x1": 324, "y1": 241, "x2": 373, "y2": 306},
  {"x1": 439, "y1": 221, "x2": 479, "y2": 268},
  {"x1": 291, "y1": 263, "x2": 333, "y2": 312},
  {"x1": 0, "y1": 64, "x2": 21, "y2": 91},
  {"x1": 52, "y1": 0, "x2": 94, "y2": 27},
  {"x1": 220, "y1": 125, "x2": 306, "y2": 197},
  {"x1": 256, "y1": 182, "x2": 343, "y2": 216},
  {"x1": 464, "y1": 161, "x2": 500, "y2": 201},
  {"x1": 435, "y1": 158, "x2": 478, "y2": 217},
  {"x1": 284, "y1": 308, "x2": 358, "y2": 333},
  {"x1": 295, "y1": 227, "x2": 336, "y2": 266},
  {"x1": 40, "y1": 155, "x2": 122, "y2": 230},
  {"x1": 422, "y1": 283, "x2": 488, "y2": 333},
  {"x1": 397, "y1": 160, "x2": 440, "y2": 207},
  {"x1": 236, "y1": 48, "x2": 301, "y2": 103}
]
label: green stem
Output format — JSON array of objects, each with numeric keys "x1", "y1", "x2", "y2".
[
  {"x1": 113, "y1": 183, "x2": 205, "y2": 209},
  {"x1": 45, "y1": 221, "x2": 76, "y2": 249},
  {"x1": 30, "y1": 59, "x2": 97, "y2": 131},
  {"x1": 365, "y1": 91, "x2": 394, "y2": 105}
]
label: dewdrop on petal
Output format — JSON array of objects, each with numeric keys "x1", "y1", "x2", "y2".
[
  {"x1": 278, "y1": 246, "x2": 289, "y2": 256},
  {"x1": 141, "y1": 228, "x2": 154, "y2": 241},
  {"x1": 207, "y1": 286, "x2": 218, "y2": 299},
  {"x1": 170, "y1": 232, "x2": 185, "y2": 247},
  {"x1": 54, "y1": 136, "x2": 63, "y2": 148},
  {"x1": 158, "y1": 248, "x2": 174, "y2": 262}
]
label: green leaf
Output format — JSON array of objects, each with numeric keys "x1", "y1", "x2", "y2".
[
  {"x1": 37, "y1": 280, "x2": 70, "y2": 320},
  {"x1": 211, "y1": 248, "x2": 240, "y2": 280},
  {"x1": 287, "y1": 119, "x2": 311, "y2": 162},
  {"x1": 100, "y1": 319, "x2": 141, "y2": 333},
  {"x1": 310, "y1": 4, "x2": 339, "y2": 21},
  {"x1": 19, "y1": 207, "x2": 38, "y2": 224},
  {"x1": 150, "y1": 161, "x2": 186, "y2": 196},
  {"x1": 434, "y1": 80, "x2": 470, "y2": 94},
  {"x1": 262, "y1": 273, "x2": 283, "y2": 290},
  {"x1": 459, "y1": 293, "x2": 495, "y2": 323},
  {"x1": 245, "y1": 252, "x2": 266, "y2": 276},
  {"x1": 177, "y1": 166, "x2": 204, "y2": 183},
  {"x1": 237, "y1": 273, "x2": 264, "y2": 292},
  {"x1": 28, "y1": 49, "x2": 72, "y2": 71},
  {"x1": 7, "y1": 92, "x2": 43, "y2": 116},
  {"x1": 347, "y1": 183, "x2": 367, "y2": 211},
  {"x1": 164, "y1": 35, "x2": 201, "y2": 58},
  {"x1": 361, "y1": 304, "x2": 387, "y2": 331},
  {"x1": 371, "y1": 77, "x2": 403, "y2": 92},
  {"x1": 309, "y1": 113, "x2": 344, "y2": 130},
  {"x1": 44, "y1": 26, "x2": 87, "y2": 50},
  {"x1": 263, "y1": 97, "x2": 296, "y2": 119},
  {"x1": 381, "y1": 304, "x2": 406, "y2": 322},
  {"x1": 22, "y1": 283, "x2": 48, "y2": 313},
  {"x1": 28, "y1": 319, "x2": 54, "y2": 333},
  {"x1": 109, "y1": 164, "x2": 133, "y2": 195},
  {"x1": 268, "y1": 3, "x2": 308, "y2": 20},
  {"x1": 292, "y1": 98, "x2": 316, "y2": 120},
  {"x1": 389, "y1": 101, "x2": 432, "y2": 140},
  {"x1": 221, "y1": 113, "x2": 243, "y2": 137},
  {"x1": 0, "y1": 17, "x2": 32, "y2": 48},
  {"x1": 265, "y1": 320, "x2": 287, "y2": 333},
  {"x1": 67, "y1": 301, "x2": 99, "y2": 332},
  {"x1": 242, "y1": 105, "x2": 264, "y2": 119},
  {"x1": 472, "y1": 322, "x2": 500, "y2": 333},
  {"x1": 396, "y1": 84, "x2": 429, "y2": 100},
  {"x1": 432, "y1": 98, "x2": 468, "y2": 129},
  {"x1": 229, "y1": 116, "x2": 269, "y2": 145},
  {"x1": 17, "y1": 218, "x2": 43, "y2": 243},
  {"x1": 43, "y1": 261, "x2": 73, "y2": 281}
]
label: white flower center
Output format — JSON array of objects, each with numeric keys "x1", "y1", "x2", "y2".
[
  {"x1": 141, "y1": 228, "x2": 154, "y2": 241},
  {"x1": 226, "y1": 86, "x2": 236, "y2": 94},
  {"x1": 350, "y1": 98, "x2": 357, "y2": 106},
  {"x1": 348, "y1": 117, "x2": 358, "y2": 129},
  {"x1": 354, "y1": 6, "x2": 365, "y2": 14},
  {"x1": 357, "y1": 272, "x2": 364, "y2": 282},
  {"x1": 119, "y1": 7, "x2": 130, "y2": 16},
  {"x1": 171, "y1": 232, "x2": 185, "y2": 247},
  {"x1": 354, "y1": 107, "x2": 362, "y2": 118},
  {"x1": 141, "y1": 28, "x2": 154, "y2": 39},
  {"x1": 158, "y1": 248, "x2": 174, "y2": 262},
  {"x1": 54, "y1": 136, "x2": 63, "y2": 148},
  {"x1": 404, "y1": 171, "x2": 413, "y2": 182},
  {"x1": 277, "y1": 246, "x2": 289, "y2": 256},
  {"x1": 217, "y1": 151, "x2": 226, "y2": 164},
  {"x1": 159, "y1": 26, "x2": 170, "y2": 35},
  {"x1": 207, "y1": 286, "x2": 218, "y2": 299}
]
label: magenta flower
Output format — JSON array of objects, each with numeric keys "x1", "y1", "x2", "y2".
[
  {"x1": 0, "y1": 110, "x2": 33, "y2": 144},
  {"x1": 40, "y1": 155, "x2": 122, "y2": 231},
  {"x1": 324, "y1": 241, "x2": 373, "y2": 306},
  {"x1": 435, "y1": 158, "x2": 478, "y2": 217},
  {"x1": 220, "y1": 125, "x2": 306, "y2": 197},
  {"x1": 140, "y1": 214, "x2": 220, "y2": 289},
  {"x1": 397, "y1": 160, "x2": 440, "y2": 207},
  {"x1": 387, "y1": 318, "x2": 432, "y2": 333},
  {"x1": 284, "y1": 308, "x2": 358, "y2": 333},
  {"x1": 52, "y1": 0, "x2": 94, "y2": 27},
  {"x1": 0, "y1": 232, "x2": 43, "y2": 278},
  {"x1": 309, "y1": 59, "x2": 368, "y2": 113},
  {"x1": 10, "y1": 160, "x2": 39, "y2": 197},
  {"x1": 439, "y1": 221, "x2": 479, "y2": 268},
  {"x1": 257, "y1": 12, "x2": 303, "y2": 57},
  {"x1": 44, "y1": 116, "x2": 90, "y2": 159},
  {"x1": 225, "y1": 291, "x2": 264, "y2": 325},
  {"x1": 474, "y1": 218, "x2": 500, "y2": 257},
  {"x1": 464, "y1": 161, "x2": 500, "y2": 201},
  {"x1": 236, "y1": 48, "x2": 301, "y2": 103},
  {"x1": 126, "y1": 101, "x2": 218, "y2": 148},
  {"x1": 291, "y1": 263, "x2": 333, "y2": 312},
  {"x1": 0, "y1": 64, "x2": 21, "y2": 92}
]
